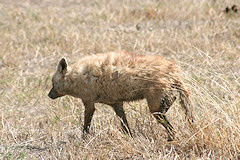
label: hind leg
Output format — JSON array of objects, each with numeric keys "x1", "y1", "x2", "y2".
[{"x1": 147, "y1": 95, "x2": 177, "y2": 141}]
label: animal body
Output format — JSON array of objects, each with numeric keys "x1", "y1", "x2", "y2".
[{"x1": 48, "y1": 51, "x2": 193, "y2": 141}]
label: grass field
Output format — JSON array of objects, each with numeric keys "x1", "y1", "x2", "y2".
[{"x1": 1, "y1": 0, "x2": 240, "y2": 159}]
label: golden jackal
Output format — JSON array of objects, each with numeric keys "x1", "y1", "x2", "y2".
[{"x1": 48, "y1": 51, "x2": 193, "y2": 141}]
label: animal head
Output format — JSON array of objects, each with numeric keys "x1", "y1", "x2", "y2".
[{"x1": 48, "y1": 57, "x2": 68, "y2": 99}]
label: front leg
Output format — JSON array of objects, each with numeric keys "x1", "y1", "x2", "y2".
[
  {"x1": 82, "y1": 101, "x2": 95, "y2": 133},
  {"x1": 109, "y1": 103, "x2": 132, "y2": 137}
]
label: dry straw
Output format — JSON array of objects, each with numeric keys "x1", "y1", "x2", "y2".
[{"x1": 0, "y1": 0, "x2": 240, "y2": 159}]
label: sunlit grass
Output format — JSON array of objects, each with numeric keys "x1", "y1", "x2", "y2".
[{"x1": 0, "y1": 0, "x2": 240, "y2": 159}]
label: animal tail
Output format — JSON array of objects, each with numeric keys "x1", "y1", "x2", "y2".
[{"x1": 176, "y1": 83, "x2": 194, "y2": 124}]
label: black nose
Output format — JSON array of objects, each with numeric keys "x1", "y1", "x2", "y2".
[{"x1": 48, "y1": 87, "x2": 60, "y2": 99}]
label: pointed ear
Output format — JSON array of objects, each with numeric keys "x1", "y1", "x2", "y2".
[{"x1": 57, "y1": 57, "x2": 68, "y2": 75}]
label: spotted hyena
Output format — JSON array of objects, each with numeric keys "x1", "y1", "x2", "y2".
[{"x1": 48, "y1": 51, "x2": 194, "y2": 141}]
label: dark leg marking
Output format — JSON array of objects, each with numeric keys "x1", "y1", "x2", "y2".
[{"x1": 151, "y1": 96, "x2": 177, "y2": 141}]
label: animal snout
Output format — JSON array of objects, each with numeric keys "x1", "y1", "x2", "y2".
[{"x1": 48, "y1": 87, "x2": 60, "y2": 99}]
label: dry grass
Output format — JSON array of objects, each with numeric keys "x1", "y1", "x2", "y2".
[{"x1": 1, "y1": 0, "x2": 240, "y2": 159}]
